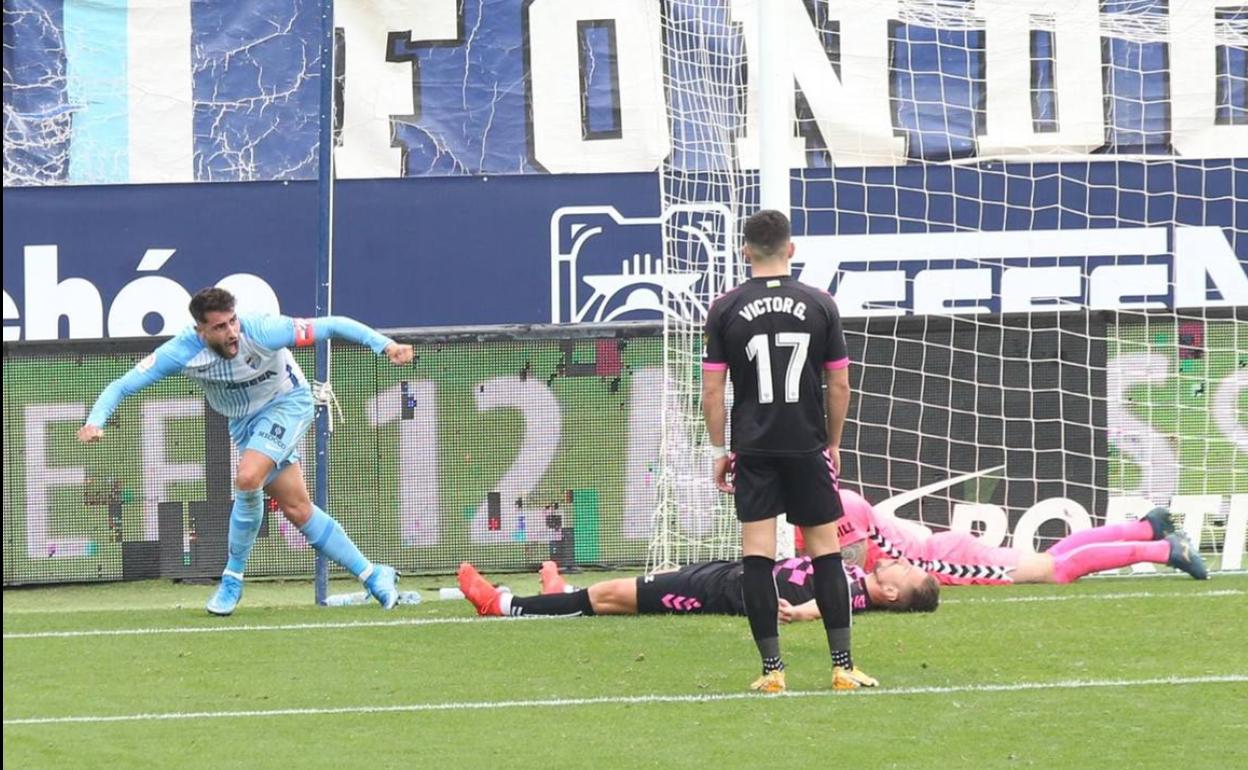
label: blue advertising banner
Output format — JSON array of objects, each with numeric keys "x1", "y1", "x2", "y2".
[
  {"x1": 5, "y1": 161, "x2": 1244, "y2": 338},
  {"x1": 3, "y1": 181, "x2": 317, "y2": 340},
  {"x1": 2, "y1": 173, "x2": 665, "y2": 336}
]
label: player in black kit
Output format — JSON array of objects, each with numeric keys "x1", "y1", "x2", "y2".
[
  {"x1": 701, "y1": 209, "x2": 875, "y2": 693},
  {"x1": 456, "y1": 556, "x2": 939, "y2": 619}
]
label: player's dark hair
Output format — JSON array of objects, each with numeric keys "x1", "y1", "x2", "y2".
[
  {"x1": 901, "y1": 574, "x2": 941, "y2": 613},
  {"x1": 743, "y1": 209, "x2": 791, "y2": 258},
  {"x1": 189, "y1": 287, "x2": 236, "y2": 324}
]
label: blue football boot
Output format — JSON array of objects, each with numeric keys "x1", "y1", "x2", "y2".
[
  {"x1": 206, "y1": 572, "x2": 244, "y2": 616},
  {"x1": 1141, "y1": 507, "x2": 1176, "y2": 540},
  {"x1": 364, "y1": 564, "x2": 400, "y2": 609},
  {"x1": 1166, "y1": 533, "x2": 1209, "y2": 580}
]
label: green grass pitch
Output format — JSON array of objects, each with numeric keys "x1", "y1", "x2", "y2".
[{"x1": 5, "y1": 571, "x2": 1246, "y2": 769}]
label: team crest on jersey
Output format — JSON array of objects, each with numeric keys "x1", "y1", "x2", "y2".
[{"x1": 244, "y1": 353, "x2": 261, "y2": 369}]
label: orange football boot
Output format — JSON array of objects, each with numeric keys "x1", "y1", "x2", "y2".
[{"x1": 458, "y1": 562, "x2": 503, "y2": 617}]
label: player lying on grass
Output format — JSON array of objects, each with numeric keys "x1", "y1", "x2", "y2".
[
  {"x1": 456, "y1": 554, "x2": 939, "y2": 621},
  {"x1": 829, "y1": 490, "x2": 1209, "y2": 585},
  {"x1": 78, "y1": 287, "x2": 414, "y2": 614}
]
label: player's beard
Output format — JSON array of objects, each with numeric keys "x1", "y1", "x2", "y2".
[{"x1": 210, "y1": 338, "x2": 239, "y2": 359}]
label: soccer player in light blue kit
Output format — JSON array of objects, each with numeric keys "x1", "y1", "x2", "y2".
[{"x1": 77, "y1": 287, "x2": 414, "y2": 615}]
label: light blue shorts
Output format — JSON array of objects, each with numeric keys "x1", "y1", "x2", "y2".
[{"x1": 229, "y1": 389, "x2": 315, "y2": 481}]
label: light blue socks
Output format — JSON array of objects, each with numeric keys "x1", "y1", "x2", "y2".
[
  {"x1": 299, "y1": 506, "x2": 371, "y2": 579},
  {"x1": 225, "y1": 488, "x2": 264, "y2": 575}
]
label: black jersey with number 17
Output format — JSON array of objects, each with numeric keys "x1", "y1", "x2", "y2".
[{"x1": 703, "y1": 276, "x2": 848, "y2": 455}]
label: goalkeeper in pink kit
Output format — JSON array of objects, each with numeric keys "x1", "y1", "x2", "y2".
[{"x1": 826, "y1": 490, "x2": 1208, "y2": 585}]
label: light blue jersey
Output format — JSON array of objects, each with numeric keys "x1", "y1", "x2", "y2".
[{"x1": 87, "y1": 314, "x2": 393, "y2": 427}]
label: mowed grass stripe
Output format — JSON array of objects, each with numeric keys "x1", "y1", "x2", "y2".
[
  {"x1": 1, "y1": 615, "x2": 546, "y2": 639},
  {"x1": 5, "y1": 587, "x2": 1240, "y2": 639},
  {"x1": 6, "y1": 675, "x2": 1245, "y2": 726}
]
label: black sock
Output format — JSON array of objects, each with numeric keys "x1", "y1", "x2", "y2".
[
  {"x1": 509, "y1": 589, "x2": 595, "y2": 617},
  {"x1": 742, "y1": 555, "x2": 781, "y2": 667},
  {"x1": 811, "y1": 553, "x2": 853, "y2": 669}
]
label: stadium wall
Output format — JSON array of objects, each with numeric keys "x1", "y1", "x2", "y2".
[{"x1": 5, "y1": 311, "x2": 1246, "y2": 585}]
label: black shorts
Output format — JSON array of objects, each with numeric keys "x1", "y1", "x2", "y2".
[
  {"x1": 635, "y1": 561, "x2": 744, "y2": 615},
  {"x1": 732, "y1": 449, "x2": 843, "y2": 528}
]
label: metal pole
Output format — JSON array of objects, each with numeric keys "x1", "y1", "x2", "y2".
[
  {"x1": 758, "y1": 0, "x2": 794, "y2": 556},
  {"x1": 757, "y1": 0, "x2": 791, "y2": 215},
  {"x1": 313, "y1": 0, "x2": 335, "y2": 605}
]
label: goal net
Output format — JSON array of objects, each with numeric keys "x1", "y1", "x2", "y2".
[{"x1": 651, "y1": 0, "x2": 1247, "y2": 574}]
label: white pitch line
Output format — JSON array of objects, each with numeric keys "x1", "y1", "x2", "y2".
[
  {"x1": 5, "y1": 675, "x2": 1245, "y2": 726},
  {"x1": 0, "y1": 615, "x2": 555, "y2": 640},
  {"x1": 942, "y1": 588, "x2": 1245, "y2": 605},
  {"x1": 3, "y1": 588, "x2": 1242, "y2": 640}
]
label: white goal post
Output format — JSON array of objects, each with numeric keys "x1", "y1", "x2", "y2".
[{"x1": 649, "y1": 0, "x2": 1247, "y2": 575}]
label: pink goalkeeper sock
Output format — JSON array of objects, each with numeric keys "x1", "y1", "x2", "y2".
[
  {"x1": 1047, "y1": 520, "x2": 1155, "y2": 557},
  {"x1": 1050, "y1": 541, "x2": 1170, "y2": 583}
]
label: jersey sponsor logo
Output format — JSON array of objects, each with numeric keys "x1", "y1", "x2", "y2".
[
  {"x1": 226, "y1": 369, "x2": 278, "y2": 390},
  {"x1": 550, "y1": 204, "x2": 735, "y2": 324}
]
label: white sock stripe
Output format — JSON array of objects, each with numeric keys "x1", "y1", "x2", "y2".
[
  {"x1": 221, "y1": 569, "x2": 244, "y2": 581},
  {"x1": 511, "y1": 611, "x2": 583, "y2": 619},
  {"x1": 4, "y1": 675, "x2": 1243, "y2": 726}
]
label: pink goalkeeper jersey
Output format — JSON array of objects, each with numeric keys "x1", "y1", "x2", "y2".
[{"x1": 839, "y1": 489, "x2": 1018, "y2": 585}]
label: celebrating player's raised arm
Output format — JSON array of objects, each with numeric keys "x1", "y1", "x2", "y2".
[
  {"x1": 77, "y1": 287, "x2": 404, "y2": 616},
  {"x1": 241, "y1": 314, "x2": 413, "y2": 364},
  {"x1": 79, "y1": 335, "x2": 199, "y2": 442}
]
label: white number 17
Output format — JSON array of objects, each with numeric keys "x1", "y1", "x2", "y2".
[{"x1": 745, "y1": 332, "x2": 810, "y2": 404}]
